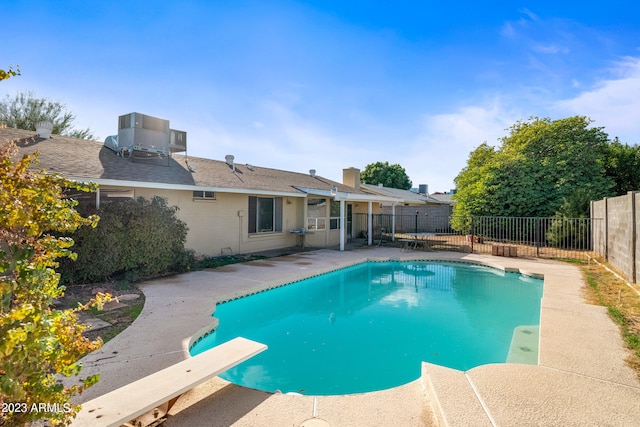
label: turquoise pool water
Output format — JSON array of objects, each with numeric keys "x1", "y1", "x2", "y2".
[{"x1": 190, "y1": 261, "x2": 543, "y2": 395}]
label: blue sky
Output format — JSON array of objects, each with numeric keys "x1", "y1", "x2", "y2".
[{"x1": 3, "y1": 1, "x2": 640, "y2": 192}]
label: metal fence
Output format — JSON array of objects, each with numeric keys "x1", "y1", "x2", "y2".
[{"x1": 352, "y1": 214, "x2": 602, "y2": 259}]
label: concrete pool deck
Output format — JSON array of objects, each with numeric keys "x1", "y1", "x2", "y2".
[{"x1": 71, "y1": 248, "x2": 640, "y2": 426}]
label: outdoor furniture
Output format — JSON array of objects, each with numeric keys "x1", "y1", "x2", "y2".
[
  {"x1": 71, "y1": 337, "x2": 267, "y2": 427},
  {"x1": 399, "y1": 238, "x2": 420, "y2": 250}
]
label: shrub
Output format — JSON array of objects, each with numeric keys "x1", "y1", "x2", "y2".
[
  {"x1": 60, "y1": 196, "x2": 189, "y2": 284},
  {"x1": 1, "y1": 140, "x2": 109, "y2": 425}
]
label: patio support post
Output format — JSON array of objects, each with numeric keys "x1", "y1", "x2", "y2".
[
  {"x1": 340, "y1": 199, "x2": 345, "y2": 251},
  {"x1": 96, "y1": 187, "x2": 101, "y2": 209},
  {"x1": 392, "y1": 204, "x2": 396, "y2": 241},
  {"x1": 368, "y1": 201, "x2": 373, "y2": 246}
]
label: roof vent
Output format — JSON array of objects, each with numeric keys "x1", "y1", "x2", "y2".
[
  {"x1": 35, "y1": 121, "x2": 53, "y2": 139},
  {"x1": 378, "y1": 183, "x2": 384, "y2": 187},
  {"x1": 246, "y1": 164, "x2": 254, "y2": 171},
  {"x1": 309, "y1": 169, "x2": 316, "y2": 178},
  {"x1": 419, "y1": 184, "x2": 428, "y2": 195},
  {"x1": 225, "y1": 155, "x2": 235, "y2": 166}
]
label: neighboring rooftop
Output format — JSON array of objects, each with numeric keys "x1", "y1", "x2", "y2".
[{"x1": 362, "y1": 183, "x2": 451, "y2": 205}]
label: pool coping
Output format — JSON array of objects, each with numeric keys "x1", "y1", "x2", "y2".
[{"x1": 70, "y1": 248, "x2": 640, "y2": 426}]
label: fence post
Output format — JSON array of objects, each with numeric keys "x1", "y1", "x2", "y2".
[
  {"x1": 631, "y1": 191, "x2": 637, "y2": 284},
  {"x1": 471, "y1": 216, "x2": 475, "y2": 253},
  {"x1": 605, "y1": 197, "x2": 609, "y2": 260},
  {"x1": 535, "y1": 217, "x2": 541, "y2": 257}
]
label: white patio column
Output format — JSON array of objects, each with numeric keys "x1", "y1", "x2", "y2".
[
  {"x1": 339, "y1": 199, "x2": 346, "y2": 251},
  {"x1": 392, "y1": 204, "x2": 396, "y2": 241},
  {"x1": 368, "y1": 201, "x2": 373, "y2": 246},
  {"x1": 96, "y1": 187, "x2": 101, "y2": 209}
]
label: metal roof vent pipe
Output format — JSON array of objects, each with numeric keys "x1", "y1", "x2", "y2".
[
  {"x1": 225, "y1": 154, "x2": 235, "y2": 171},
  {"x1": 35, "y1": 121, "x2": 53, "y2": 139},
  {"x1": 309, "y1": 169, "x2": 316, "y2": 178},
  {"x1": 419, "y1": 184, "x2": 428, "y2": 195}
]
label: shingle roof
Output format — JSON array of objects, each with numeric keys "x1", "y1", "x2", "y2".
[
  {"x1": 1, "y1": 128, "x2": 365, "y2": 196},
  {"x1": 361, "y1": 183, "x2": 449, "y2": 205},
  {"x1": 429, "y1": 193, "x2": 455, "y2": 204}
]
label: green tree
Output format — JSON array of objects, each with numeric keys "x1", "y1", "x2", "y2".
[
  {"x1": 0, "y1": 140, "x2": 109, "y2": 425},
  {"x1": 361, "y1": 161, "x2": 412, "y2": 190},
  {"x1": 452, "y1": 116, "x2": 615, "y2": 225},
  {"x1": 604, "y1": 138, "x2": 640, "y2": 195},
  {"x1": 0, "y1": 91, "x2": 96, "y2": 140},
  {"x1": 0, "y1": 65, "x2": 20, "y2": 81}
]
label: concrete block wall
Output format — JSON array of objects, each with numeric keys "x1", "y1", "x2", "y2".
[
  {"x1": 591, "y1": 191, "x2": 639, "y2": 284},
  {"x1": 636, "y1": 192, "x2": 640, "y2": 285}
]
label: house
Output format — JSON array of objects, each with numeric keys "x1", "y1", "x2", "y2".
[
  {"x1": 361, "y1": 183, "x2": 454, "y2": 233},
  {"x1": 1, "y1": 116, "x2": 401, "y2": 256}
]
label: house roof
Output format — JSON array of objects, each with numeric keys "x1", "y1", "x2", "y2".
[
  {"x1": 361, "y1": 183, "x2": 449, "y2": 205},
  {"x1": 1, "y1": 128, "x2": 400, "y2": 202},
  {"x1": 429, "y1": 192, "x2": 455, "y2": 204}
]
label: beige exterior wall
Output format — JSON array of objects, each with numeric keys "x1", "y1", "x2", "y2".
[
  {"x1": 117, "y1": 186, "x2": 305, "y2": 256},
  {"x1": 97, "y1": 185, "x2": 387, "y2": 256}
]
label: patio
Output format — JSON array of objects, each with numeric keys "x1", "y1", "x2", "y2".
[{"x1": 71, "y1": 248, "x2": 640, "y2": 426}]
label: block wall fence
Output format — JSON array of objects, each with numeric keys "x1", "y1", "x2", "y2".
[{"x1": 591, "y1": 191, "x2": 640, "y2": 284}]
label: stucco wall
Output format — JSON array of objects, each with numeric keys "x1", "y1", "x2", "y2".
[{"x1": 132, "y1": 188, "x2": 304, "y2": 256}]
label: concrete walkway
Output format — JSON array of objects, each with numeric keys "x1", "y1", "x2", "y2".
[{"x1": 71, "y1": 248, "x2": 640, "y2": 426}]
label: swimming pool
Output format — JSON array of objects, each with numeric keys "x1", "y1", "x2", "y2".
[{"x1": 190, "y1": 261, "x2": 543, "y2": 395}]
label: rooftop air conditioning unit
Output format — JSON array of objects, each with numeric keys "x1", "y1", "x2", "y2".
[
  {"x1": 169, "y1": 129, "x2": 187, "y2": 153},
  {"x1": 117, "y1": 112, "x2": 171, "y2": 155}
]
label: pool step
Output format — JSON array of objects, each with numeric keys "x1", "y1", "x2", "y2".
[
  {"x1": 507, "y1": 325, "x2": 539, "y2": 365},
  {"x1": 421, "y1": 362, "x2": 492, "y2": 426}
]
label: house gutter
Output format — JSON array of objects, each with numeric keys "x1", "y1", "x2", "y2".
[{"x1": 66, "y1": 177, "x2": 307, "y2": 198}]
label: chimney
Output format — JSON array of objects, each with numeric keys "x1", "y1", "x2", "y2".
[
  {"x1": 419, "y1": 184, "x2": 428, "y2": 195},
  {"x1": 343, "y1": 167, "x2": 360, "y2": 191}
]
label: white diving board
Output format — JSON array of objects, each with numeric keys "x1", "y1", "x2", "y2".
[{"x1": 72, "y1": 337, "x2": 267, "y2": 427}]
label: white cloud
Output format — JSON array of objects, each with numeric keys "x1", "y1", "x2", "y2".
[
  {"x1": 403, "y1": 100, "x2": 519, "y2": 192},
  {"x1": 532, "y1": 43, "x2": 569, "y2": 55},
  {"x1": 554, "y1": 57, "x2": 640, "y2": 143}
]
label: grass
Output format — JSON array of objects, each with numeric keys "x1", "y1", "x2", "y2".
[{"x1": 581, "y1": 261, "x2": 640, "y2": 376}]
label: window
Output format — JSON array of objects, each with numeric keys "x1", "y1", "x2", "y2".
[
  {"x1": 308, "y1": 217, "x2": 326, "y2": 231},
  {"x1": 307, "y1": 198, "x2": 326, "y2": 230},
  {"x1": 330, "y1": 200, "x2": 341, "y2": 229},
  {"x1": 248, "y1": 196, "x2": 283, "y2": 233},
  {"x1": 192, "y1": 190, "x2": 215, "y2": 200}
]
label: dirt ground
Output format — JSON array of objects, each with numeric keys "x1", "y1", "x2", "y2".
[{"x1": 57, "y1": 281, "x2": 145, "y2": 343}]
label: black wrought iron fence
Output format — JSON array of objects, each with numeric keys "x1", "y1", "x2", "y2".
[{"x1": 352, "y1": 213, "x2": 603, "y2": 259}]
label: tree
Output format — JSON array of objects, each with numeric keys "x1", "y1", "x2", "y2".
[
  {"x1": 604, "y1": 138, "x2": 640, "y2": 195},
  {"x1": 0, "y1": 65, "x2": 20, "y2": 81},
  {"x1": 452, "y1": 116, "x2": 615, "y2": 224},
  {"x1": 0, "y1": 91, "x2": 96, "y2": 140},
  {"x1": 361, "y1": 161, "x2": 412, "y2": 190},
  {"x1": 0, "y1": 140, "x2": 109, "y2": 425}
]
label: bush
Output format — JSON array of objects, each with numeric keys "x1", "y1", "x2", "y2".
[
  {"x1": 60, "y1": 196, "x2": 189, "y2": 284},
  {"x1": 1, "y1": 141, "x2": 108, "y2": 425}
]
